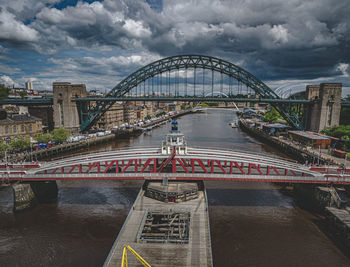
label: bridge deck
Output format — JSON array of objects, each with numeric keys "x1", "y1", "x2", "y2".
[{"x1": 104, "y1": 185, "x2": 212, "y2": 267}]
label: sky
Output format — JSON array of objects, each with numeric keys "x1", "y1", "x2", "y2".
[{"x1": 0, "y1": 0, "x2": 349, "y2": 97}]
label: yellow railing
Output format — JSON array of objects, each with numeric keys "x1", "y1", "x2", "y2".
[{"x1": 121, "y1": 245, "x2": 151, "y2": 267}]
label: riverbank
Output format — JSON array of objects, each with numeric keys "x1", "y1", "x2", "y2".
[
  {"x1": 238, "y1": 117, "x2": 349, "y2": 167},
  {"x1": 140, "y1": 109, "x2": 194, "y2": 129},
  {"x1": 8, "y1": 109, "x2": 194, "y2": 162},
  {"x1": 238, "y1": 117, "x2": 350, "y2": 255}
]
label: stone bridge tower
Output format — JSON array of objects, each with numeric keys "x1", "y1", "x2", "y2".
[
  {"x1": 306, "y1": 83, "x2": 342, "y2": 132},
  {"x1": 53, "y1": 82, "x2": 87, "y2": 132}
]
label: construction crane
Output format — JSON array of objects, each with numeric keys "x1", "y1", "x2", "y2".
[{"x1": 121, "y1": 245, "x2": 151, "y2": 267}]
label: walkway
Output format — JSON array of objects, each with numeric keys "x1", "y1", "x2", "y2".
[{"x1": 104, "y1": 186, "x2": 212, "y2": 266}]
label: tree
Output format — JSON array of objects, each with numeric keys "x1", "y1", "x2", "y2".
[
  {"x1": 322, "y1": 125, "x2": 350, "y2": 151},
  {"x1": 9, "y1": 136, "x2": 31, "y2": 151},
  {"x1": 0, "y1": 84, "x2": 9, "y2": 99},
  {"x1": 19, "y1": 91, "x2": 27, "y2": 99},
  {"x1": 321, "y1": 125, "x2": 350, "y2": 138},
  {"x1": 0, "y1": 139, "x2": 7, "y2": 154},
  {"x1": 156, "y1": 111, "x2": 166, "y2": 117},
  {"x1": 51, "y1": 127, "x2": 71, "y2": 143},
  {"x1": 263, "y1": 107, "x2": 283, "y2": 123},
  {"x1": 34, "y1": 132, "x2": 52, "y2": 143}
]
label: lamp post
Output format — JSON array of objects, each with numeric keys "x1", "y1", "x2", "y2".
[{"x1": 29, "y1": 136, "x2": 35, "y2": 163}]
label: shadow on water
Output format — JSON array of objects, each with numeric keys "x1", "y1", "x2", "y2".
[
  {"x1": 207, "y1": 188, "x2": 293, "y2": 207},
  {"x1": 58, "y1": 187, "x2": 139, "y2": 205}
]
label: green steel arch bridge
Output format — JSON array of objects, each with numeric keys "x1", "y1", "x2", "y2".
[{"x1": 77, "y1": 55, "x2": 309, "y2": 132}]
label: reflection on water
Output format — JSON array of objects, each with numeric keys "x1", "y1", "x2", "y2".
[{"x1": 0, "y1": 109, "x2": 349, "y2": 266}]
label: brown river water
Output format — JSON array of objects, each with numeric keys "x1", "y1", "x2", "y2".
[{"x1": 0, "y1": 109, "x2": 349, "y2": 267}]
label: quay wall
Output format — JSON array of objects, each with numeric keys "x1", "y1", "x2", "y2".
[
  {"x1": 238, "y1": 119, "x2": 329, "y2": 165},
  {"x1": 293, "y1": 184, "x2": 350, "y2": 252}
]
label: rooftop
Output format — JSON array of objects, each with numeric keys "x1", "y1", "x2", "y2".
[
  {"x1": 289, "y1": 130, "x2": 331, "y2": 140},
  {"x1": 0, "y1": 114, "x2": 41, "y2": 124}
]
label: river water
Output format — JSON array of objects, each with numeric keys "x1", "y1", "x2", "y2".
[{"x1": 0, "y1": 109, "x2": 349, "y2": 267}]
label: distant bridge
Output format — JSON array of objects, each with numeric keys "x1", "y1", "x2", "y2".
[
  {"x1": 78, "y1": 55, "x2": 307, "y2": 132},
  {"x1": 74, "y1": 96, "x2": 313, "y2": 104},
  {"x1": 0, "y1": 98, "x2": 53, "y2": 106},
  {"x1": 1, "y1": 97, "x2": 349, "y2": 107},
  {"x1": 2, "y1": 147, "x2": 349, "y2": 184}
]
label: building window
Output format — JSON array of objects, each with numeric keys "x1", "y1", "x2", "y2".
[
  {"x1": 21, "y1": 125, "x2": 25, "y2": 132},
  {"x1": 29, "y1": 124, "x2": 32, "y2": 132},
  {"x1": 5, "y1": 126, "x2": 8, "y2": 134},
  {"x1": 13, "y1": 125, "x2": 17, "y2": 133}
]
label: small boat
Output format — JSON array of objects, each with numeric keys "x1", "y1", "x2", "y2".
[
  {"x1": 229, "y1": 122, "x2": 238, "y2": 128},
  {"x1": 146, "y1": 126, "x2": 152, "y2": 131}
]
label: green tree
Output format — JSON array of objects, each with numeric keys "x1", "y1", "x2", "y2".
[
  {"x1": 0, "y1": 84, "x2": 9, "y2": 99},
  {"x1": 321, "y1": 125, "x2": 350, "y2": 138},
  {"x1": 0, "y1": 139, "x2": 7, "y2": 154},
  {"x1": 156, "y1": 111, "x2": 166, "y2": 117},
  {"x1": 205, "y1": 102, "x2": 218, "y2": 107},
  {"x1": 34, "y1": 132, "x2": 52, "y2": 143},
  {"x1": 145, "y1": 115, "x2": 151, "y2": 120},
  {"x1": 19, "y1": 91, "x2": 27, "y2": 99},
  {"x1": 9, "y1": 136, "x2": 31, "y2": 150},
  {"x1": 51, "y1": 127, "x2": 71, "y2": 143},
  {"x1": 322, "y1": 125, "x2": 350, "y2": 151},
  {"x1": 263, "y1": 107, "x2": 283, "y2": 123}
]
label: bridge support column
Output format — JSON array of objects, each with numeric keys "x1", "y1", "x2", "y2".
[
  {"x1": 12, "y1": 183, "x2": 36, "y2": 212},
  {"x1": 53, "y1": 82, "x2": 87, "y2": 133},
  {"x1": 11, "y1": 181, "x2": 58, "y2": 212},
  {"x1": 306, "y1": 83, "x2": 342, "y2": 132}
]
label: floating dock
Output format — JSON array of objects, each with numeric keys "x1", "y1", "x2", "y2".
[{"x1": 104, "y1": 181, "x2": 213, "y2": 266}]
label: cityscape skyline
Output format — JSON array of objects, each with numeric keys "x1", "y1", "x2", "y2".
[{"x1": 0, "y1": 0, "x2": 349, "y2": 96}]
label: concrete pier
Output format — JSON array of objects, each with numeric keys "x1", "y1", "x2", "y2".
[
  {"x1": 12, "y1": 183, "x2": 36, "y2": 212},
  {"x1": 104, "y1": 182, "x2": 212, "y2": 266}
]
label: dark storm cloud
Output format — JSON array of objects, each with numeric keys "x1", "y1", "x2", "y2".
[{"x1": 0, "y1": 0, "x2": 349, "y2": 86}]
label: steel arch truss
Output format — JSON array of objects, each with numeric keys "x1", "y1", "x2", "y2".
[
  {"x1": 80, "y1": 55, "x2": 303, "y2": 132},
  {"x1": 4, "y1": 148, "x2": 350, "y2": 184}
]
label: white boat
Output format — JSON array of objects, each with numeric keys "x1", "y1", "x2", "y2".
[{"x1": 229, "y1": 122, "x2": 238, "y2": 128}]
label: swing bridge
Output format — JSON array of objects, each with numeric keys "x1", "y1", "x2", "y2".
[{"x1": 2, "y1": 126, "x2": 349, "y2": 184}]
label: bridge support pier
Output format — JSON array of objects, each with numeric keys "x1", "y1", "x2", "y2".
[
  {"x1": 11, "y1": 181, "x2": 58, "y2": 212},
  {"x1": 12, "y1": 183, "x2": 36, "y2": 212}
]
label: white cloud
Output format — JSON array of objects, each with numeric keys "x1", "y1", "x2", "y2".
[
  {"x1": 269, "y1": 25, "x2": 289, "y2": 45},
  {"x1": 0, "y1": 75, "x2": 18, "y2": 87},
  {"x1": 0, "y1": 0, "x2": 349, "y2": 89},
  {"x1": 0, "y1": 8, "x2": 39, "y2": 42},
  {"x1": 336, "y1": 63, "x2": 349, "y2": 77},
  {"x1": 123, "y1": 19, "x2": 152, "y2": 38}
]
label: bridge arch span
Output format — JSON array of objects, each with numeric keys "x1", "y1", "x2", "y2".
[{"x1": 81, "y1": 55, "x2": 302, "y2": 132}]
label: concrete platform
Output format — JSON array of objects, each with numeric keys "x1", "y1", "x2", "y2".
[
  {"x1": 326, "y1": 207, "x2": 350, "y2": 229},
  {"x1": 104, "y1": 183, "x2": 212, "y2": 266}
]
